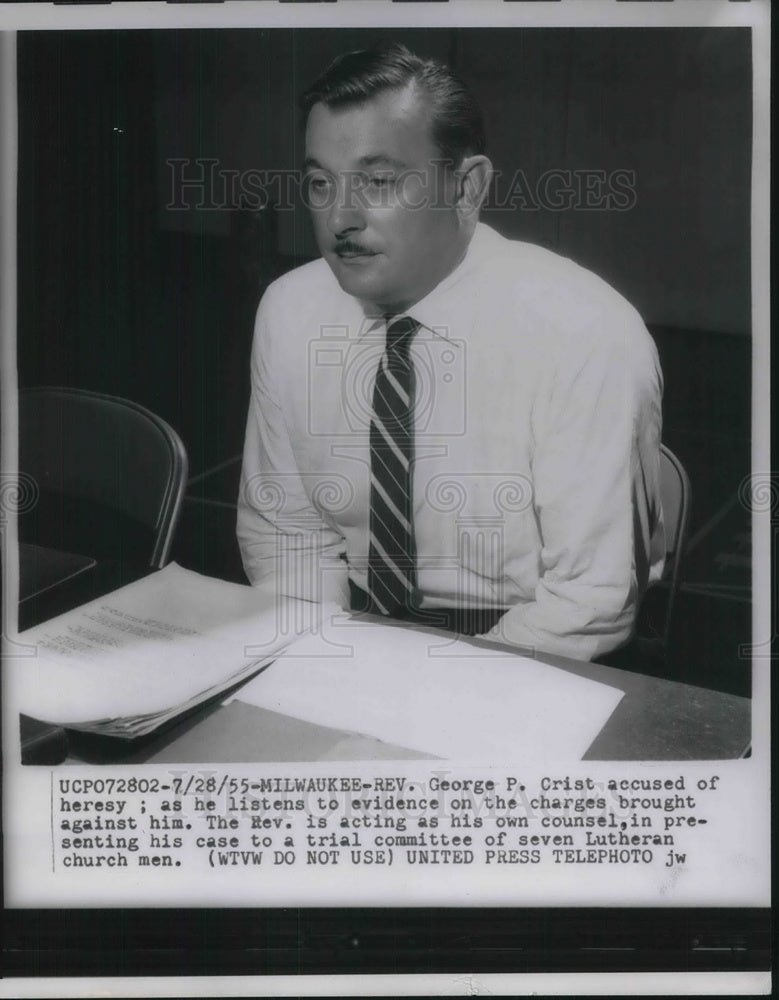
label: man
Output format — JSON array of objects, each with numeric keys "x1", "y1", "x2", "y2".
[{"x1": 237, "y1": 44, "x2": 664, "y2": 663}]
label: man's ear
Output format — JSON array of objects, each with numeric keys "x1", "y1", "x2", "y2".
[{"x1": 455, "y1": 155, "x2": 493, "y2": 220}]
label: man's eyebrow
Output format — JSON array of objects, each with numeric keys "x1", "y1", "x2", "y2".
[
  {"x1": 357, "y1": 154, "x2": 408, "y2": 170},
  {"x1": 302, "y1": 154, "x2": 409, "y2": 172}
]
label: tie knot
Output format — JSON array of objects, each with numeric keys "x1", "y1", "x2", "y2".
[{"x1": 386, "y1": 315, "x2": 419, "y2": 351}]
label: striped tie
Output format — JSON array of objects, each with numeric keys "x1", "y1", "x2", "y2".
[{"x1": 367, "y1": 315, "x2": 420, "y2": 617}]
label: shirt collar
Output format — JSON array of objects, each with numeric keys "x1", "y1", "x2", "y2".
[{"x1": 356, "y1": 223, "x2": 501, "y2": 344}]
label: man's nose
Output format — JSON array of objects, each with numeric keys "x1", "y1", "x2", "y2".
[{"x1": 326, "y1": 176, "x2": 366, "y2": 237}]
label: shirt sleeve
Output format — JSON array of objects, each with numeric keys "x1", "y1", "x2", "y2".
[
  {"x1": 236, "y1": 290, "x2": 351, "y2": 607},
  {"x1": 483, "y1": 324, "x2": 664, "y2": 661}
]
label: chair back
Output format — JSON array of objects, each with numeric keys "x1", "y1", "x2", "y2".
[
  {"x1": 19, "y1": 387, "x2": 188, "y2": 568},
  {"x1": 655, "y1": 443, "x2": 692, "y2": 644}
]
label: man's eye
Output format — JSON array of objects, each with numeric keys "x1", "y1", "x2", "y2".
[
  {"x1": 305, "y1": 175, "x2": 333, "y2": 206},
  {"x1": 362, "y1": 174, "x2": 395, "y2": 191}
]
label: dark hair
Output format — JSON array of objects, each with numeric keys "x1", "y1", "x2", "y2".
[{"x1": 300, "y1": 43, "x2": 486, "y2": 167}]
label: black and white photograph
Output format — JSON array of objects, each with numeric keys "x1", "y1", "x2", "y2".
[{"x1": 0, "y1": 0, "x2": 771, "y2": 995}]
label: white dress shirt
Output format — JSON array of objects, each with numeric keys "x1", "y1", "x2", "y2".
[{"x1": 237, "y1": 222, "x2": 665, "y2": 661}]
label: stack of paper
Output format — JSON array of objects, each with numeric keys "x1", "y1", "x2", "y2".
[
  {"x1": 12, "y1": 564, "x2": 625, "y2": 757},
  {"x1": 12, "y1": 564, "x2": 325, "y2": 738}
]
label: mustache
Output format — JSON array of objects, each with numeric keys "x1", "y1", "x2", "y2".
[{"x1": 333, "y1": 240, "x2": 376, "y2": 255}]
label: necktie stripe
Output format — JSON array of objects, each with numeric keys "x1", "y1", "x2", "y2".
[
  {"x1": 370, "y1": 504, "x2": 411, "y2": 556},
  {"x1": 367, "y1": 316, "x2": 420, "y2": 616},
  {"x1": 371, "y1": 417, "x2": 409, "y2": 471},
  {"x1": 373, "y1": 384, "x2": 411, "y2": 429},
  {"x1": 370, "y1": 477, "x2": 412, "y2": 533},
  {"x1": 370, "y1": 446, "x2": 408, "y2": 495},
  {"x1": 370, "y1": 571, "x2": 413, "y2": 612},
  {"x1": 368, "y1": 534, "x2": 415, "y2": 591},
  {"x1": 382, "y1": 365, "x2": 410, "y2": 407},
  {"x1": 369, "y1": 486, "x2": 411, "y2": 541},
  {"x1": 371, "y1": 593, "x2": 391, "y2": 616}
]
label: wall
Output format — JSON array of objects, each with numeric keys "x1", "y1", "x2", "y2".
[
  {"x1": 149, "y1": 27, "x2": 752, "y2": 333},
  {"x1": 17, "y1": 27, "x2": 753, "y2": 477}
]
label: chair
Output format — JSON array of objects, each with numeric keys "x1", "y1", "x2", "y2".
[
  {"x1": 19, "y1": 387, "x2": 188, "y2": 569},
  {"x1": 642, "y1": 443, "x2": 692, "y2": 650}
]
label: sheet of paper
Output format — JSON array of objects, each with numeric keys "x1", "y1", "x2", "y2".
[
  {"x1": 10, "y1": 563, "x2": 324, "y2": 727},
  {"x1": 229, "y1": 617, "x2": 625, "y2": 760}
]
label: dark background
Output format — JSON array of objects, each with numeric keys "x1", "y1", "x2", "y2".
[{"x1": 16, "y1": 28, "x2": 752, "y2": 694}]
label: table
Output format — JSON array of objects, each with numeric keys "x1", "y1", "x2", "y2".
[
  {"x1": 18, "y1": 546, "x2": 146, "y2": 763},
  {"x1": 61, "y1": 632, "x2": 751, "y2": 765},
  {"x1": 17, "y1": 549, "x2": 751, "y2": 764},
  {"x1": 19, "y1": 542, "x2": 96, "y2": 603},
  {"x1": 17, "y1": 543, "x2": 149, "y2": 632}
]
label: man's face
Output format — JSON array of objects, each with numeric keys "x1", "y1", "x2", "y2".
[{"x1": 304, "y1": 86, "x2": 464, "y2": 314}]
